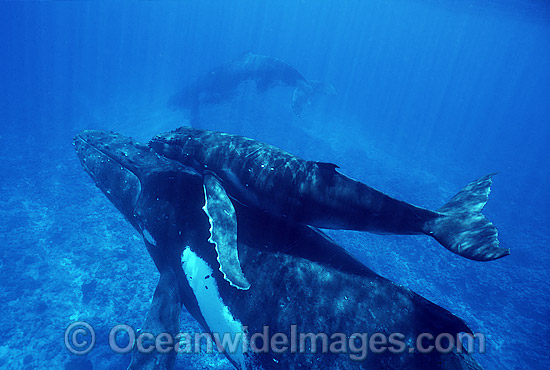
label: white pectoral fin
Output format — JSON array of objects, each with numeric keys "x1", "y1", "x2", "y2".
[{"x1": 203, "y1": 173, "x2": 250, "y2": 290}]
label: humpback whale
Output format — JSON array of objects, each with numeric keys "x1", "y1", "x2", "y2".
[
  {"x1": 74, "y1": 130, "x2": 250, "y2": 291},
  {"x1": 169, "y1": 52, "x2": 335, "y2": 121},
  {"x1": 75, "y1": 130, "x2": 484, "y2": 370},
  {"x1": 150, "y1": 127, "x2": 510, "y2": 262}
]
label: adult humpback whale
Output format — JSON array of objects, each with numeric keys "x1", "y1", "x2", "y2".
[
  {"x1": 169, "y1": 52, "x2": 335, "y2": 121},
  {"x1": 150, "y1": 127, "x2": 510, "y2": 262},
  {"x1": 75, "y1": 130, "x2": 484, "y2": 370}
]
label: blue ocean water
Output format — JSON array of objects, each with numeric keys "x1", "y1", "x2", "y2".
[{"x1": 0, "y1": 1, "x2": 549, "y2": 369}]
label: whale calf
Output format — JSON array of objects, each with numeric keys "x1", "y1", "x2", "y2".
[
  {"x1": 169, "y1": 52, "x2": 335, "y2": 122},
  {"x1": 75, "y1": 130, "x2": 484, "y2": 370},
  {"x1": 150, "y1": 127, "x2": 510, "y2": 262}
]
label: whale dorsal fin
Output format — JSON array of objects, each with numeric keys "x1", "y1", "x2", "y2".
[
  {"x1": 316, "y1": 162, "x2": 340, "y2": 172},
  {"x1": 202, "y1": 173, "x2": 250, "y2": 290}
]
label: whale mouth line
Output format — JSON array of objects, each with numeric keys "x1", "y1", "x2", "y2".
[{"x1": 75, "y1": 133, "x2": 143, "y2": 214}]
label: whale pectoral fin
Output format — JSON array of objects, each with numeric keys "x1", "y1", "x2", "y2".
[
  {"x1": 128, "y1": 271, "x2": 181, "y2": 369},
  {"x1": 202, "y1": 173, "x2": 251, "y2": 290}
]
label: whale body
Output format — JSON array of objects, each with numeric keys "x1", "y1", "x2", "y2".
[
  {"x1": 75, "y1": 130, "x2": 485, "y2": 370},
  {"x1": 169, "y1": 53, "x2": 334, "y2": 122},
  {"x1": 150, "y1": 127, "x2": 510, "y2": 262}
]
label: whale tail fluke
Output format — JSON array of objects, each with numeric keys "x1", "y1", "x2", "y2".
[
  {"x1": 428, "y1": 174, "x2": 510, "y2": 261},
  {"x1": 292, "y1": 80, "x2": 336, "y2": 116}
]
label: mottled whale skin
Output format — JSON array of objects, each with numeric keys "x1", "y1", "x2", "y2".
[
  {"x1": 150, "y1": 127, "x2": 510, "y2": 262},
  {"x1": 75, "y1": 130, "x2": 484, "y2": 370},
  {"x1": 75, "y1": 130, "x2": 226, "y2": 368},
  {"x1": 169, "y1": 52, "x2": 333, "y2": 120}
]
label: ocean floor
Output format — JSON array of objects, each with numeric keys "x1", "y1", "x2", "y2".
[{"x1": 0, "y1": 103, "x2": 548, "y2": 369}]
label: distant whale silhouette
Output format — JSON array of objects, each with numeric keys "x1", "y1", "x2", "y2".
[
  {"x1": 75, "y1": 130, "x2": 484, "y2": 370},
  {"x1": 169, "y1": 53, "x2": 335, "y2": 122}
]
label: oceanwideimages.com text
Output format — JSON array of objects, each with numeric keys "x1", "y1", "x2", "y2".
[{"x1": 65, "y1": 322, "x2": 486, "y2": 361}]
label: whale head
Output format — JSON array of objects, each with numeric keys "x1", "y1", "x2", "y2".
[{"x1": 74, "y1": 130, "x2": 206, "y2": 268}]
